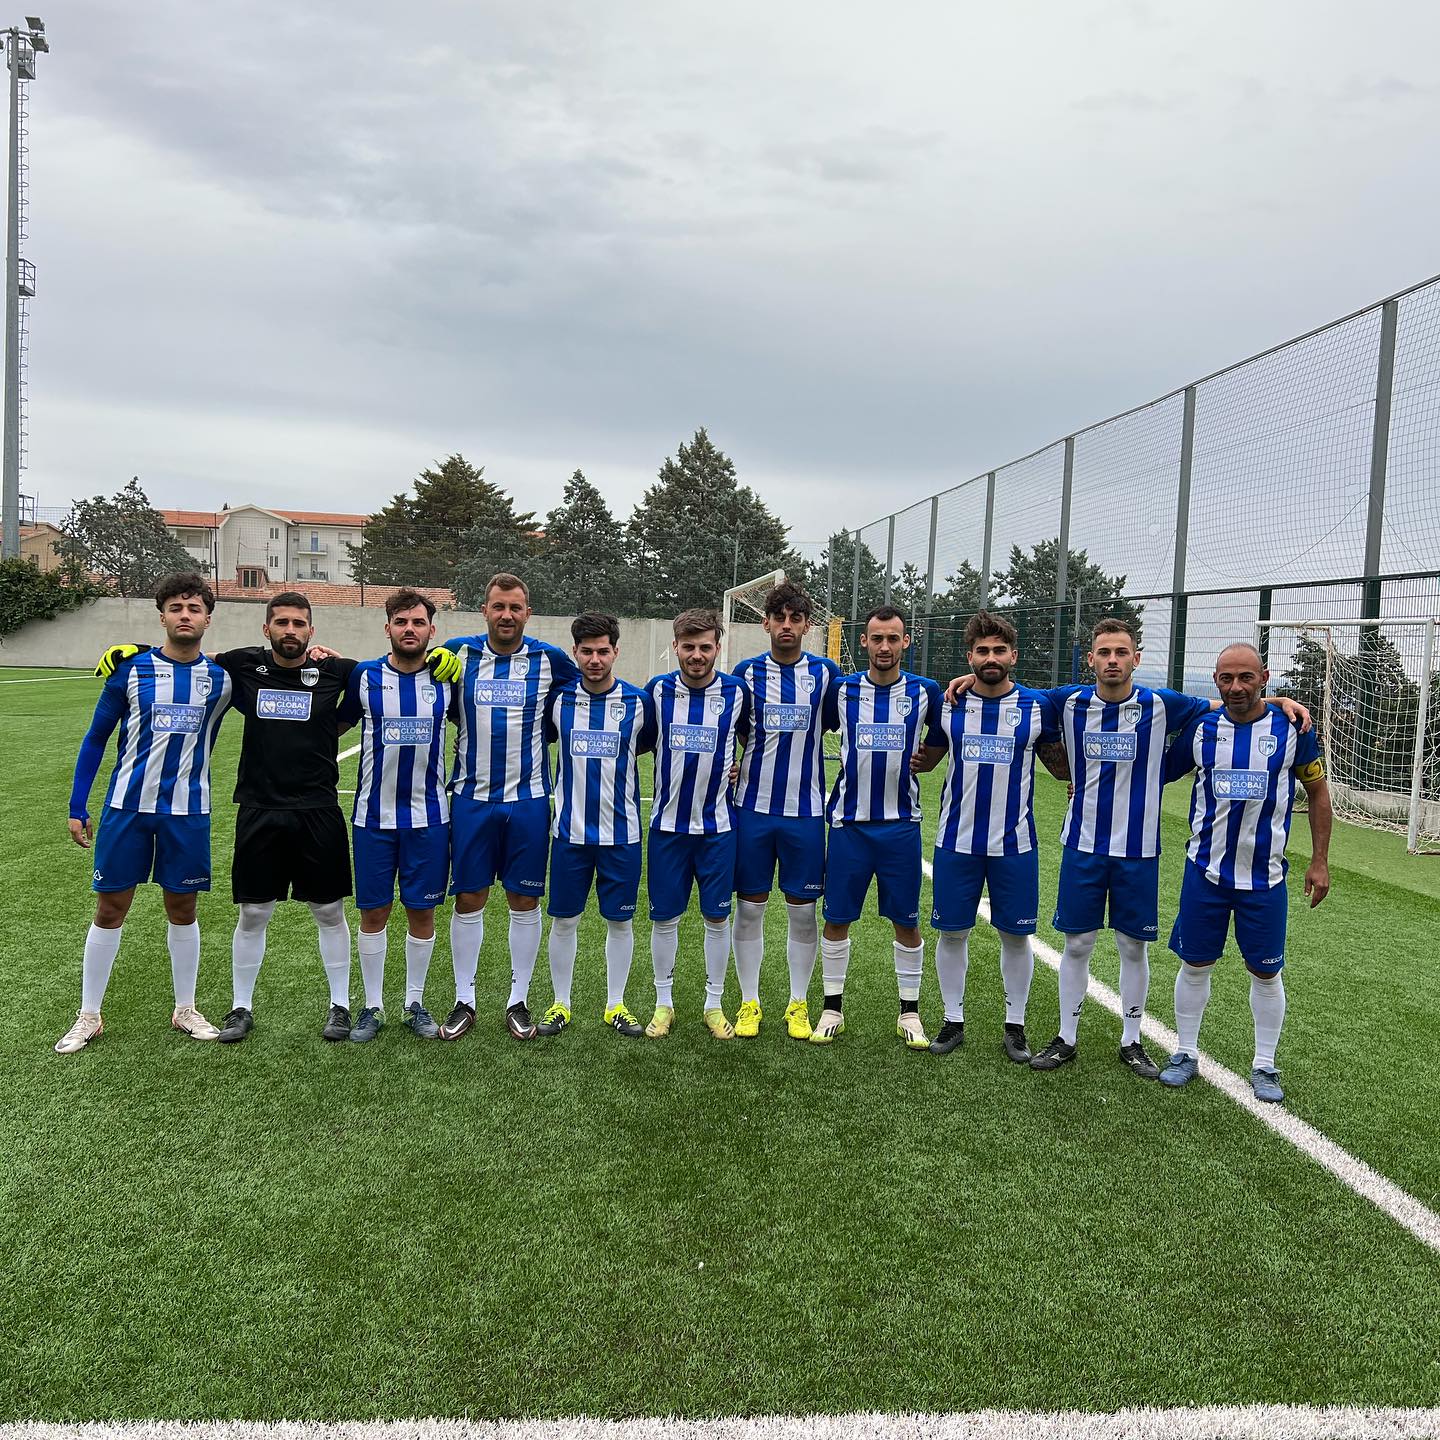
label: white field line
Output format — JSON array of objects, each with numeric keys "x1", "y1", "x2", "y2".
[
  {"x1": 0, "y1": 674, "x2": 93, "y2": 683},
  {"x1": 919, "y1": 857, "x2": 1440, "y2": 1254},
  {"x1": 4, "y1": 1405, "x2": 1440, "y2": 1439}
]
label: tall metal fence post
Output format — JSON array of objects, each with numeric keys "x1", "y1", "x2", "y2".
[
  {"x1": 1051, "y1": 438, "x2": 1074, "y2": 685},
  {"x1": 921, "y1": 495, "x2": 938, "y2": 676},
  {"x1": 1362, "y1": 299, "x2": 1400, "y2": 621},
  {"x1": 1167, "y1": 385, "x2": 1197, "y2": 690},
  {"x1": 824, "y1": 536, "x2": 835, "y2": 618},
  {"x1": 883, "y1": 514, "x2": 895, "y2": 605},
  {"x1": 850, "y1": 529, "x2": 861, "y2": 623},
  {"x1": 978, "y1": 471, "x2": 996, "y2": 608}
]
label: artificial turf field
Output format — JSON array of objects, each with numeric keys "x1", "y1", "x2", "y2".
[{"x1": 2, "y1": 665, "x2": 1439, "y2": 1424}]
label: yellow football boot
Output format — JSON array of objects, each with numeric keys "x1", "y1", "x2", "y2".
[
  {"x1": 784, "y1": 999, "x2": 812, "y2": 1040},
  {"x1": 703, "y1": 1007, "x2": 735, "y2": 1040},
  {"x1": 645, "y1": 1005, "x2": 674, "y2": 1038},
  {"x1": 734, "y1": 999, "x2": 762, "y2": 1038}
]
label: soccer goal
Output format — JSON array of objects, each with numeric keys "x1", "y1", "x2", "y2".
[
  {"x1": 719, "y1": 567, "x2": 857, "y2": 675},
  {"x1": 1257, "y1": 616, "x2": 1439, "y2": 853}
]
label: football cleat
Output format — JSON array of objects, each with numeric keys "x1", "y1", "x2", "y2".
[
  {"x1": 1118, "y1": 1040, "x2": 1160, "y2": 1080},
  {"x1": 1250, "y1": 1066, "x2": 1284, "y2": 1104},
  {"x1": 321, "y1": 1004, "x2": 352, "y2": 1041},
  {"x1": 929, "y1": 1019, "x2": 965, "y2": 1055},
  {"x1": 807, "y1": 1008, "x2": 845, "y2": 1045},
  {"x1": 171, "y1": 1005, "x2": 219, "y2": 1041},
  {"x1": 55, "y1": 1010, "x2": 103, "y2": 1055},
  {"x1": 604, "y1": 1003, "x2": 644, "y2": 1038},
  {"x1": 402, "y1": 1002, "x2": 440, "y2": 1039},
  {"x1": 506, "y1": 1001, "x2": 538, "y2": 1041},
  {"x1": 703, "y1": 1007, "x2": 735, "y2": 1040},
  {"x1": 897, "y1": 1012, "x2": 930, "y2": 1050},
  {"x1": 439, "y1": 1001, "x2": 476, "y2": 1041},
  {"x1": 349, "y1": 1006, "x2": 384, "y2": 1043},
  {"x1": 1160, "y1": 1052, "x2": 1199, "y2": 1088},
  {"x1": 1002, "y1": 1023, "x2": 1032, "y2": 1064},
  {"x1": 784, "y1": 998, "x2": 812, "y2": 1040},
  {"x1": 215, "y1": 1006, "x2": 254, "y2": 1043},
  {"x1": 1030, "y1": 1036, "x2": 1077, "y2": 1071},
  {"x1": 645, "y1": 1005, "x2": 674, "y2": 1039},
  {"x1": 536, "y1": 1002, "x2": 571, "y2": 1036},
  {"x1": 734, "y1": 999, "x2": 762, "y2": 1038}
]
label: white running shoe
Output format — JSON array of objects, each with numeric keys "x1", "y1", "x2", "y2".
[
  {"x1": 172, "y1": 1005, "x2": 220, "y2": 1041},
  {"x1": 897, "y1": 1012, "x2": 930, "y2": 1050},
  {"x1": 55, "y1": 1010, "x2": 103, "y2": 1054},
  {"x1": 807, "y1": 1007, "x2": 846, "y2": 1045}
]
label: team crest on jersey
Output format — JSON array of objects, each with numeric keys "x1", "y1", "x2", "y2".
[
  {"x1": 301, "y1": 666, "x2": 320, "y2": 688},
  {"x1": 609, "y1": 702, "x2": 626, "y2": 723},
  {"x1": 799, "y1": 674, "x2": 816, "y2": 692},
  {"x1": 193, "y1": 674, "x2": 212, "y2": 699},
  {"x1": 510, "y1": 655, "x2": 530, "y2": 678},
  {"x1": 894, "y1": 696, "x2": 913, "y2": 717},
  {"x1": 709, "y1": 697, "x2": 725, "y2": 715},
  {"x1": 419, "y1": 683, "x2": 437, "y2": 705},
  {"x1": 1257, "y1": 735, "x2": 1278, "y2": 757},
  {"x1": 1121, "y1": 703, "x2": 1141, "y2": 726},
  {"x1": 1003, "y1": 707, "x2": 1021, "y2": 727}
]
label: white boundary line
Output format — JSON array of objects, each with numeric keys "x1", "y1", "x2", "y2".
[
  {"x1": 919, "y1": 856, "x2": 1440, "y2": 1254},
  {"x1": 4, "y1": 1405, "x2": 1439, "y2": 1439},
  {"x1": 0, "y1": 673, "x2": 93, "y2": 683}
]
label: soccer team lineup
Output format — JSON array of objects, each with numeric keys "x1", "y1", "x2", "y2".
[{"x1": 59, "y1": 567, "x2": 1330, "y2": 1104}]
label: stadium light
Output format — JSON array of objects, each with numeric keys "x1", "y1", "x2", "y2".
[{"x1": 30, "y1": 33, "x2": 45, "y2": 51}]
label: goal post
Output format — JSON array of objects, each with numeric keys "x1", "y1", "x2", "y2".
[{"x1": 720, "y1": 568, "x2": 856, "y2": 675}]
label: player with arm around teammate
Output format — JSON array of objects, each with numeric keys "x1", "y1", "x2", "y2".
[
  {"x1": 533, "y1": 612, "x2": 658, "y2": 1039},
  {"x1": 730, "y1": 581, "x2": 841, "y2": 1040},
  {"x1": 57, "y1": 573, "x2": 233, "y2": 1053},
  {"x1": 814, "y1": 605, "x2": 946, "y2": 1050},
  {"x1": 1158, "y1": 643, "x2": 1331, "y2": 1103}
]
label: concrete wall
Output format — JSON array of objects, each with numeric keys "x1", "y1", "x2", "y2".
[{"x1": 0, "y1": 598, "x2": 779, "y2": 686}]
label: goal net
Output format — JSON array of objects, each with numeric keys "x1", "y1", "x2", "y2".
[{"x1": 1259, "y1": 617, "x2": 1439, "y2": 854}]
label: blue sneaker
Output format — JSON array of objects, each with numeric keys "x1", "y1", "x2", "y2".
[
  {"x1": 1250, "y1": 1066, "x2": 1284, "y2": 1103},
  {"x1": 403, "y1": 1001, "x2": 439, "y2": 1039},
  {"x1": 1159, "y1": 1052, "x2": 1199, "y2": 1087},
  {"x1": 349, "y1": 1006, "x2": 384, "y2": 1043}
]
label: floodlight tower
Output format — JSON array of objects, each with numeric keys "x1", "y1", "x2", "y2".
[{"x1": 1, "y1": 15, "x2": 44, "y2": 559}]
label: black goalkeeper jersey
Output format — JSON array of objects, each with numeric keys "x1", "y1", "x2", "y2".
[{"x1": 215, "y1": 647, "x2": 357, "y2": 810}]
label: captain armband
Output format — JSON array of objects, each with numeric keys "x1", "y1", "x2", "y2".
[{"x1": 1294, "y1": 759, "x2": 1325, "y2": 784}]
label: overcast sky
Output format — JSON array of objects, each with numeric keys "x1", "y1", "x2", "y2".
[{"x1": 19, "y1": 0, "x2": 1440, "y2": 546}]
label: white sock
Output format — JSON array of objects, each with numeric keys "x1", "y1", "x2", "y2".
[
  {"x1": 404, "y1": 933, "x2": 434, "y2": 1008},
  {"x1": 450, "y1": 908, "x2": 485, "y2": 1006},
  {"x1": 934, "y1": 930, "x2": 970, "y2": 1022},
  {"x1": 1250, "y1": 972, "x2": 1287, "y2": 1070},
  {"x1": 894, "y1": 940, "x2": 924, "y2": 1004},
  {"x1": 605, "y1": 919, "x2": 634, "y2": 1009},
  {"x1": 506, "y1": 907, "x2": 543, "y2": 1008},
  {"x1": 1174, "y1": 963, "x2": 1212, "y2": 1058},
  {"x1": 703, "y1": 917, "x2": 731, "y2": 1010},
  {"x1": 732, "y1": 899, "x2": 767, "y2": 1003},
  {"x1": 357, "y1": 928, "x2": 387, "y2": 1010},
  {"x1": 309, "y1": 900, "x2": 351, "y2": 1009},
  {"x1": 998, "y1": 932, "x2": 1034, "y2": 1026},
  {"x1": 785, "y1": 901, "x2": 818, "y2": 1002},
  {"x1": 1058, "y1": 930, "x2": 1097, "y2": 1045},
  {"x1": 1115, "y1": 933, "x2": 1150, "y2": 1046},
  {"x1": 231, "y1": 901, "x2": 274, "y2": 1010},
  {"x1": 820, "y1": 936, "x2": 850, "y2": 997},
  {"x1": 548, "y1": 913, "x2": 581, "y2": 1010},
  {"x1": 81, "y1": 923, "x2": 123, "y2": 1013},
  {"x1": 167, "y1": 921, "x2": 201, "y2": 1009},
  {"x1": 651, "y1": 918, "x2": 680, "y2": 1007}
]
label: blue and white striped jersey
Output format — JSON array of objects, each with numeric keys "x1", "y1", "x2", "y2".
[
  {"x1": 1055, "y1": 684, "x2": 1211, "y2": 859},
  {"x1": 71, "y1": 650, "x2": 233, "y2": 819},
  {"x1": 934, "y1": 686, "x2": 1062, "y2": 856},
  {"x1": 440, "y1": 634, "x2": 580, "y2": 804},
  {"x1": 341, "y1": 659, "x2": 452, "y2": 830},
  {"x1": 546, "y1": 679, "x2": 657, "y2": 846},
  {"x1": 732, "y1": 651, "x2": 841, "y2": 818},
  {"x1": 1166, "y1": 708, "x2": 1322, "y2": 890},
  {"x1": 647, "y1": 670, "x2": 749, "y2": 836},
  {"x1": 825, "y1": 671, "x2": 945, "y2": 827}
]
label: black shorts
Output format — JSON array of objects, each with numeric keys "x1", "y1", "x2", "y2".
[{"x1": 232, "y1": 805, "x2": 353, "y2": 905}]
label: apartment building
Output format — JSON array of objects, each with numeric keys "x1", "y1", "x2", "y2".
[{"x1": 160, "y1": 505, "x2": 369, "y2": 590}]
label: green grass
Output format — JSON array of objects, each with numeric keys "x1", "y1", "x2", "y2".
[{"x1": 3, "y1": 666, "x2": 1439, "y2": 1420}]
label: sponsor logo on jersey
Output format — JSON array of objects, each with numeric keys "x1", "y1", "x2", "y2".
[
  {"x1": 510, "y1": 655, "x2": 530, "y2": 678},
  {"x1": 1212, "y1": 767, "x2": 1269, "y2": 800},
  {"x1": 1257, "y1": 735, "x2": 1279, "y2": 757},
  {"x1": 1083, "y1": 732, "x2": 1139, "y2": 762},
  {"x1": 856, "y1": 723, "x2": 907, "y2": 751},
  {"x1": 669, "y1": 723, "x2": 718, "y2": 753},
  {"x1": 151, "y1": 702, "x2": 205, "y2": 734},
  {"x1": 960, "y1": 734, "x2": 1016, "y2": 765},
  {"x1": 255, "y1": 664, "x2": 268, "y2": 675},
  {"x1": 381, "y1": 717, "x2": 434, "y2": 745},
  {"x1": 257, "y1": 689, "x2": 314, "y2": 721},
  {"x1": 301, "y1": 666, "x2": 319, "y2": 688},
  {"x1": 571, "y1": 730, "x2": 621, "y2": 759},
  {"x1": 762, "y1": 703, "x2": 810, "y2": 732},
  {"x1": 474, "y1": 679, "x2": 527, "y2": 706},
  {"x1": 894, "y1": 696, "x2": 913, "y2": 717}
]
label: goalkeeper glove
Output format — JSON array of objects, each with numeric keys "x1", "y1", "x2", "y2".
[
  {"x1": 95, "y1": 643, "x2": 143, "y2": 679},
  {"x1": 426, "y1": 647, "x2": 464, "y2": 685}
]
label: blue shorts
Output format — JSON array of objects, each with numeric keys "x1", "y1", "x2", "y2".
[
  {"x1": 823, "y1": 820, "x2": 922, "y2": 927},
  {"x1": 91, "y1": 809, "x2": 211, "y2": 895},
  {"x1": 1053, "y1": 847, "x2": 1159, "y2": 941},
  {"x1": 450, "y1": 794, "x2": 550, "y2": 897},
  {"x1": 647, "y1": 829, "x2": 737, "y2": 922},
  {"x1": 733, "y1": 809, "x2": 825, "y2": 900},
  {"x1": 1169, "y1": 860, "x2": 1288, "y2": 975},
  {"x1": 549, "y1": 839, "x2": 642, "y2": 921},
  {"x1": 930, "y1": 848, "x2": 1039, "y2": 935},
  {"x1": 354, "y1": 824, "x2": 450, "y2": 911}
]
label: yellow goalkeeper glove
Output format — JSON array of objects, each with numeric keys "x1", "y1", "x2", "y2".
[
  {"x1": 426, "y1": 647, "x2": 464, "y2": 685},
  {"x1": 95, "y1": 643, "x2": 142, "y2": 679}
]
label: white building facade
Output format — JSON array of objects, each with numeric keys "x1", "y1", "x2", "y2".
[{"x1": 161, "y1": 506, "x2": 369, "y2": 590}]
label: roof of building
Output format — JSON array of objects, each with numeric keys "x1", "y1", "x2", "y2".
[
  {"x1": 213, "y1": 580, "x2": 452, "y2": 609},
  {"x1": 272, "y1": 510, "x2": 370, "y2": 527},
  {"x1": 159, "y1": 509, "x2": 224, "y2": 528},
  {"x1": 19, "y1": 521, "x2": 64, "y2": 536},
  {"x1": 158, "y1": 507, "x2": 371, "y2": 529}
]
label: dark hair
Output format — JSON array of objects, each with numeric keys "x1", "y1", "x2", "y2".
[
  {"x1": 673, "y1": 607, "x2": 723, "y2": 641},
  {"x1": 964, "y1": 609, "x2": 1018, "y2": 650},
  {"x1": 385, "y1": 588, "x2": 435, "y2": 622},
  {"x1": 484, "y1": 572, "x2": 530, "y2": 603},
  {"x1": 266, "y1": 591, "x2": 312, "y2": 622},
  {"x1": 1090, "y1": 616, "x2": 1139, "y2": 647},
  {"x1": 863, "y1": 604, "x2": 907, "y2": 631},
  {"x1": 154, "y1": 571, "x2": 215, "y2": 615},
  {"x1": 572, "y1": 611, "x2": 620, "y2": 646},
  {"x1": 763, "y1": 581, "x2": 813, "y2": 622}
]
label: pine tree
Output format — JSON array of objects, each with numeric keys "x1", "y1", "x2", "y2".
[{"x1": 528, "y1": 470, "x2": 632, "y2": 616}]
